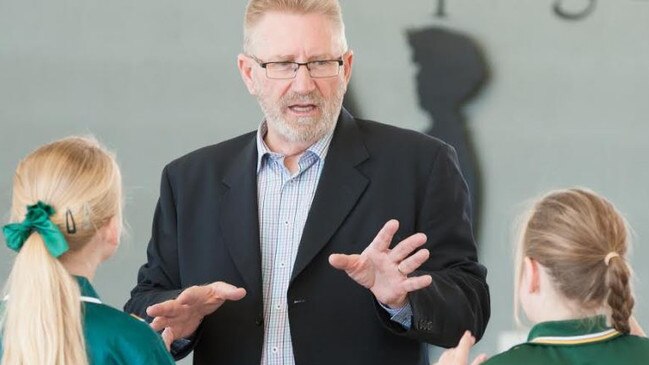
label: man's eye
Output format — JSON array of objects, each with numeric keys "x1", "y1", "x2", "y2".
[
  {"x1": 311, "y1": 61, "x2": 331, "y2": 67},
  {"x1": 270, "y1": 62, "x2": 295, "y2": 70}
]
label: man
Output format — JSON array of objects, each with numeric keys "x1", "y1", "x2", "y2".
[{"x1": 125, "y1": 1, "x2": 490, "y2": 364}]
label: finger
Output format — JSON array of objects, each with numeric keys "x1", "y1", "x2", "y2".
[
  {"x1": 368, "y1": 219, "x2": 399, "y2": 251},
  {"x1": 397, "y1": 249, "x2": 430, "y2": 275},
  {"x1": 150, "y1": 316, "x2": 173, "y2": 332},
  {"x1": 175, "y1": 285, "x2": 213, "y2": 306},
  {"x1": 161, "y1": 327, "x2": 175, "y2": 351},
  {"x1": 147, "y1": 298, "x2": 182, "y2": 318},
  {"x1": 175, "y1": 282, "x2": 246, "y2": 306},
  {"x1": 401, "y1": 275, "x2": 433, "y2": 293},
  {"x1": 329, "y1": 253, "x2": 361, "y2": 271},
  {"x1": 471, "y1": 354, "x2": 489, "y2": 365},
  {"x1": 389, "y1": 233, "x2": 427, "y2": 262},
  {"x1": 209, "y1": 281, "x2": 247, "y2": 302},
  {"x1": 455, "y1": 330, "x2": 476, "y2": 356}
]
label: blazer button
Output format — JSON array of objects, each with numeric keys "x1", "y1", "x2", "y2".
[{"x1": 255, "y1": 316, "x2": 263, "y2": 326}]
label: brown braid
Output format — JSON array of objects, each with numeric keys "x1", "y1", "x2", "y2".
[{"x1": 607, "y1": 257, "x2": 634, "y2": 333}]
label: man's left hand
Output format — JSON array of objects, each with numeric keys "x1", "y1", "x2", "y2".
[{"x1": 329, "y1": 219, "x2": 433, "y2": 308}]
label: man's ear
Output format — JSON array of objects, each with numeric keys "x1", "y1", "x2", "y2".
[
  {"x1": 342, "y1": 50, "x2": 354, "y2": 87},
  {"x1": 523, "y1": 256, "x2": 541, "y2": 294},
  {"x1": 238, "y1": 54, "x2": 257, "y2": 95}
]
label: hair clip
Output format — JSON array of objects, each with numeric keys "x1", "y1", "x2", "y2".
[{"x1": 66, "y1": 209, "x2": 77, "y2": 234}]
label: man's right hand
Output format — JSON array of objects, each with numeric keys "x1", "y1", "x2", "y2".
[{"x1": 147, "y1": 281, "x2": 247, "y2": 341}]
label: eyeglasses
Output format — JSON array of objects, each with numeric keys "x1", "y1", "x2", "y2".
[{"x1": 249, "y1": 56, "x2": 344, "y2": 79}]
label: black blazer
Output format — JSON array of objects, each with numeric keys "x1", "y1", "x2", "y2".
[{"x1": 125, "y1": 109, "x2": 490, "y2": 365}]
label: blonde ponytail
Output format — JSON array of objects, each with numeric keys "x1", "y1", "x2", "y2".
[{"x1": 2, "y1": 233, "x2": 87, "y2": 365}]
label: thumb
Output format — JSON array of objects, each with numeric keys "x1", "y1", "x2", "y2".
[{"x1": 329, "y1": 253, "x2": 358, "y2": 271}]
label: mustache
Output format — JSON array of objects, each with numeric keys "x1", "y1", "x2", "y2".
[{"x1": 280, "y1": 92, "x2": 324, "y2": 108}]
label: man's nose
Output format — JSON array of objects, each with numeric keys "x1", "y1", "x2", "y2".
[{"x1": 291, "y1": 64, "x2": 316, "y2": 94}]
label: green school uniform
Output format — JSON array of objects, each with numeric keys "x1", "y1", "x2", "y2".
[
  {"x1": 1, "y1": 276, "x2": 174, "y2": 365},
  {"x1": 485, "y1": 316, "x2": 649, "y2": 365}
]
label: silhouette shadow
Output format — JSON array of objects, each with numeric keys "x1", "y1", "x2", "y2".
[{"x1": 407, "y1": 26, "x2": 490, "y2": 238}]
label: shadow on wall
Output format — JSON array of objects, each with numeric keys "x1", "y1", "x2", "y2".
[
  {"x1": 343, "y1": 27, "x2": 489, "y2": 241},
  {"x1": 407, "y1": 26, "x2": 489, "y2": 239}
]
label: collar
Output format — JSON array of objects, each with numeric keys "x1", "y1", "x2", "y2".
[
  {"x1": 74, "y1": 276, "x2": 102, "y2": 304},
  {"x1": 3, "y1": 276, "x2": 102, "y2": 305},
  {"x1": 255, "y1": 121, "x2": 335, "y2": 173},
  {"x1": 528, "y1": 315, "x2": 621, "y2": 345}
]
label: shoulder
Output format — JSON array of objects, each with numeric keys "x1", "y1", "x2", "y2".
[
  {"x1": 353, "y1": 118, "x2": 449, "y2": 154},
  {"x1": 349, "y1": 118, "x2": 459, "y2": 176},
  {"x1": 84, "y1": 302, "x2": 161, "y2": 341},
  {"x1": 165, "y1": 131, "x2": 256, "y2": 174},
  {"x1": 84, "y1": 303, "x2": 173, "y2": 363},
  {"x1": 484, "y1": 335, "x2": 649, "y2": 365},
  {"x1": 613, "y1": 334, "x2": 649, "y2": 353},
  {"x1": 483, "y1": 343, "x2": 547, "y2": 365},
  {"x1": 350, "y1": 118, "x2": 455, "y2": 168}
]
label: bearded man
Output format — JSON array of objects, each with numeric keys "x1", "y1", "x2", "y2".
[{"x1": 125, "y1": 1, "x2": 490, "y2": 364}]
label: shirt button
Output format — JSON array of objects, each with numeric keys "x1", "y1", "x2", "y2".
[
  {"x1": 272, "y1": 347, "x2": 279, "y2": 354},
  {"x1": 275, "y1": 304, "x2": 282, "y2": 311}
]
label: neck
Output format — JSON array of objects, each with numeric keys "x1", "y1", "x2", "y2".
[
  {"x1": 529, "y1": 296, "x2": 582, "y2": 324},
  {"x1": 264, "y1": 128, "x2": 314, "y2": 157},
  {"x1": 527, "y1": 283, "x2": 601, "y2": 324},
  {"x1": 263, "y1": 126, "x2": 322, "y2": 174},
  {"x1": 61, "y1": 255, "x2": 99, "y2": 280},
  {"x1": 59, "y1": 239, "x2": 104, "y2": 281}
]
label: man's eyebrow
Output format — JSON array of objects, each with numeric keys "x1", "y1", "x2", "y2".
[
  {"x1": 264, "y1": 54, "x2": 338, "y2": 62},
  {"x1": 263, "y1": 55, "x2": 295, "y2": 62},
  {"x1": 306, "y1": 54, "x2": 337, "y2": 61}
]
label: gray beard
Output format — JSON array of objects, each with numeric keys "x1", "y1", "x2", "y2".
[{"x1": 257, "y1": 83, "x2": 346, "y2": 145}]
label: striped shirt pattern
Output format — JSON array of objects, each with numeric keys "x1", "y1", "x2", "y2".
[{"x1": 256, "y1": 123, "x2": 333, "y2": 365}]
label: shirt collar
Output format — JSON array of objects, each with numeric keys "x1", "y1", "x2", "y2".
[
  {"x1": 74, "y1": 275, "x2": 101, "y2": 301},
  {"x1": 527, "y1": 315, "x2": 622, "y2": 345},
  {"x1": 3, "y1": 276, "x2": 102, "y2": 304},
  {"x1": 256, "y1": 121, "x2": 335, "y2": 173}
]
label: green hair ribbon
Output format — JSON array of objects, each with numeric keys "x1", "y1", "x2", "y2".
[{"x1": 2, "y1": 201, "x2": 70, "y2": 258}]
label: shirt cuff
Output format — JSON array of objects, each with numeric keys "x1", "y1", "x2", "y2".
[
  {"x1": 379, "y1": 301, "x2": 413, "y2": 330},
  {"x1": 170, "y1": 337, "x2": 193, "y2": 356}
]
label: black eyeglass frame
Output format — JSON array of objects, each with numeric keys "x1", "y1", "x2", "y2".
[{"x1": 249, "y1": 56, "x2": 345, "y2": 79}]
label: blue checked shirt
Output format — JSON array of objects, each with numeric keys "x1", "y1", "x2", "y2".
[{"x1": 256, "y1": 122, "x2": 412, "y2": 365}]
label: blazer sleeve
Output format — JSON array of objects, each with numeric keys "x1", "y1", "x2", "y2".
[
  {"x1": 123, "y1": 165, "x2": 196, "y2": 359},
  {"x1": 376, "y1": 143, "x2": 490, "y2": 348}
]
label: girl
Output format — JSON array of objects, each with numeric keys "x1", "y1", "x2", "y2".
[
  {"x1": 1, "y1": 137, "x2": 174, "y2": 365},
  {"x1": 438, "y1": 188, "x2": 648, "y2": 365}
]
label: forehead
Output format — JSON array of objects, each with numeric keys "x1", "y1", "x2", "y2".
[{"x1": 249, "y1": 11, "x2": 342, "y2": 58}]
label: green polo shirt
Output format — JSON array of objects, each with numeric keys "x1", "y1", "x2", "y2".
[
  {"x1": 485, "y1": 316, "x2": 649, "y2": 365},
  {"x1": 1, "y1": 276, "x2": 174, "y2": 365}
]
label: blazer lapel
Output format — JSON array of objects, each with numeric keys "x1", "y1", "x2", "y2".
[
  {"x1": 291, "y1": 110, "x2": 370, "y2": 283},
  {"x1": 220, "y1": 136, "x2": 263, "y2": 298}
]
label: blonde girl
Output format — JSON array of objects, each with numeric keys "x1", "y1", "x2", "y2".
[
  {"x1": 1, "y1": 137, "x2": 174, "y2": 365},
  {"x1": 438, "y1": 188, "x2": 648, "y2": 365}
]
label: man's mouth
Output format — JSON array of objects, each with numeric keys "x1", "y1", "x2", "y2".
[{"x1": 288, "y1": 103, "x2": 319, "y2": 115}]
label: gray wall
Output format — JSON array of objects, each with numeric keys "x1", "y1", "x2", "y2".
[{"x1": 1, "y1": 0, "x2": 648, "y2": 363}]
